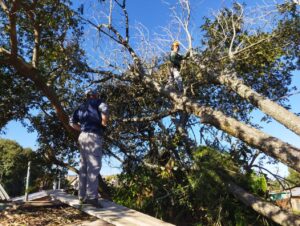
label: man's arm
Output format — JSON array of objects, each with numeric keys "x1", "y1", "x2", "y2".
[{"x1": 70, "y1": 109, "x2": 81, "y2": 131}]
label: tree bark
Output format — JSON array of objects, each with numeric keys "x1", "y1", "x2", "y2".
[
  {"x1": 183, "y1": 97, "x2": 300, "y2": 172},
  {"x1": 144, "y1": 76, "x2": 300, "y2": 172},
  {"x1": 215, "y1": 71, "x2": 300, "y2": 137},
  {"x1": 227, "y1": 180, "x2": 300, "y2": 226}
]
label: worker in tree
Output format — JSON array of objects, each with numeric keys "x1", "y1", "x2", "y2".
[
  {"x1": 167, "y1": 40, "x2": 184, "y2": 92},
  {"x1": 70, "y1": 89, "x2": 109, "y2": 208}
]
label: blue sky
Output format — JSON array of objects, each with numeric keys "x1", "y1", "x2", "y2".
[{"x1": 1, "y1": 0, "x2": 299, "y2": 177}]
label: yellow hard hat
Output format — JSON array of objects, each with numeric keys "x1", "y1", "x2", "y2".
[{"x1": 172, "y1": 41, "x2": 180, "y2": 46}]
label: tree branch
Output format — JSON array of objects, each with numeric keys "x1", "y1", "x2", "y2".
[
  {"x1": 76, "y1": 7, "x2": 142, "y2": 71},
  {"x1": 0, "y1": 47, "x2": 76, "y2": 137},
  {"x1": 215, "y1": 70, "x2": 300, "y2": 137},
  {"x1": 122, "y1": 109, "x2": 178, "y2": 123},
  {"x1": 115, "y1": 0, "x2": 129, "y2": 42},
  {"x1": 7, "y1": 0, "x2": 19, "y2": 57},
  {"x1": 31, "y1": 23, "x2": 40, "y2": 68},
  {"x1": 226, "y1": 179, "x2": 300, "y2": 225},
  {"x1": 142, "y1": 74, "x2": 300, "y2": 172},
  {"x1": 20, "y1": 1, "x2": 40, "y2": 68},
  {"x1": 0, "y1": 0, "x2": 9, "y2": 15}
]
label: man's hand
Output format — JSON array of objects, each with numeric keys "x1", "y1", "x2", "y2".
[
  {"x1": 101, "y1": 113, "x2": 109, "y2": 127},
  {"x1": 70, "y1": 123, "x2": 81, "y2": 132}
]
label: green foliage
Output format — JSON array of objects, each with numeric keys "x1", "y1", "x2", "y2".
[
  {"x1": 198, "y1": 1, "x2": 299, "y2": 119},
  {"x1": 0, "y1": 139, "x2": 29, "y2": 196},
  {"x1": 247, "y1": 173, "x2": 268, "y2": 196},
  {"x1": 0, "y1": 138, "x2": 57, "y2": 196},
  {"x1": 0, "y1": 69, "x2": 39, "y2": 129},
  {"x1": 286, "y1": 168, "x2": 300, "y2": 186},
  {"x1": 113, "y1": 146, "x2": 276, "y2": 226},
  {"x1": 0, "y1": 0, "x2": 90, "y2": 166},
  {"x1": 268, "y1": 179, "x2": 281, "y2": 191}
]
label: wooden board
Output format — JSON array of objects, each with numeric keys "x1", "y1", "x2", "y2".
[
  {"x1": 49, "y1": 190, "x2": 175, "y2": 226},
  {"x1": 11, "y1": 190, "x2": 50, "y2": 202},
  {"x1": 0, "y1": 184, "x2": 9, "y2": 200}
]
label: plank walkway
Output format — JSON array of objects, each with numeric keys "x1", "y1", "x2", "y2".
[{"x1": 49, "y1": 190, "x2": 175, "y2": 226}]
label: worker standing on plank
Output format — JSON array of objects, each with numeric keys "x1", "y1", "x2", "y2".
[{"x1": 70, "y1": 89, "x2": 109, "y2": 207}]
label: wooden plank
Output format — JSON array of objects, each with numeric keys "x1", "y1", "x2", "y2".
[
  {"x1": 49, "y1": 190, "x2": 175, "y2": 226},
  {"x1": 0, "y1": 190, "x2": 4, "y2": 200},
  {"x1": 20, "y1": 200, "x2": 63, "y2": 207},
  {"x1": 11, "y1": 190, "x2": 50, "y2": 202},
  {"x1": 0, "y1": 184, "x2": 10, "y2": 200}
]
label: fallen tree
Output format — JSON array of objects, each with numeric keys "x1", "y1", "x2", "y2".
[{"x1": 1, "y1": 0, "x2": 300, "y2": 225}]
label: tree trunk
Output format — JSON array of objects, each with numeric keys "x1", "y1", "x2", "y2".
[
  {"x1": 184, "y1": 98, "x2": 300, "y2": 172},
  {"x1": 144, "y1": 77, "x2": 300, "y2": 172},
  {"x1": 216, "y1": 72, "x2": 300, "y2": 137},
  {"x1": 227, "y1": 180, "x2": 300, "y2": 226}
]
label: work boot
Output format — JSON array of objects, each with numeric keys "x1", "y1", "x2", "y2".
[
  {"x1": 79, "y1": 197, "x2": 86, "y2": 205},
  {"x1": 86, "y1": 198, "x2": 103, "y2": 208}
]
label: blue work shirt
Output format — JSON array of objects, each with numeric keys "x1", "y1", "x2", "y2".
[{"x1": 71, "y1": 98, "x2": 108, "y2": 136}]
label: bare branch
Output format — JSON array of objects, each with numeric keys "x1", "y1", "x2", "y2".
[
  {"x1": 165, "y1": 0, "x2": 194, "y2": 51},
  {"x1": 78, "y1": 10, "x2": 142, "y2": 69},
  {"x1": 32, "y1": 25, "x2": 40, "y2": 68},
  {"x1": 0, "y1": 0, "x2": 9, "y2": 15},
  {"x1": 220, "y1": 34, "x2": 275, "y2": 61},
  {"x1": 228, "y1": 9, "x2": 237, "y2": 59},
  {"x1": 122, "y1": 109, "x2": 178, "y2": 123},
  {"x1": 274, "y1": 91, "x2": 300, "y2": 101},
  {"x1": 115, "y1": 0, "x2": 129, "y2": 42},
  {"x1": 248, "y1": 149, "x2": 260, "y2": 169},
  {"x1": 108, "y1": 0, "x2": 113, "y2": 26},
  {"x1": 179, "y1": 0, "x2": 192, "y2": 50}
]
